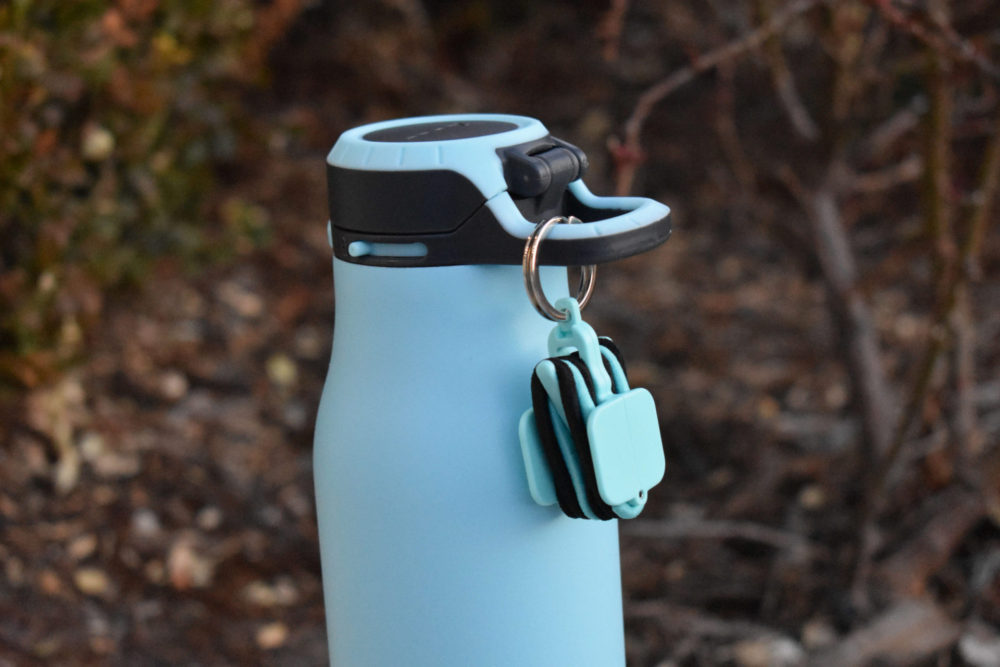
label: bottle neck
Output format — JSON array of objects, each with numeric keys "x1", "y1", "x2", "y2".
[{"x1": 331, "y1": 260, "x2": 570, "y2": 357}]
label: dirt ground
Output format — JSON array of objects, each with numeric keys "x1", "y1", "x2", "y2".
[{"x1": 3, "y1": 2, "x2": 1000, "y2": 665}]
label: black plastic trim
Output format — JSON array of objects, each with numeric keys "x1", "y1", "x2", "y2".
[
  {"x1": 328, "y1": 167, "x2": 486, "y2": 236},
  {"x1": 330, "y1": 192, "x2": 672, "y2": 267}
]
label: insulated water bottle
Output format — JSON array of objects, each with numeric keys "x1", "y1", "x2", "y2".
[{"x1": 314, "y1": 114, "x2": 671, "y2": 666}]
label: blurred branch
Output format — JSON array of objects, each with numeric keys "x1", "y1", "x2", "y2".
[
  {"x1": 597, "y1": 0, "x2": 630, "y2": 62},
  {"x1": 614, "y1": 0, "x2": 822, "y2": 194},
  {"x1": 952, "y1": 285, "x2": 981, "y2": 455},
  {"x1": 849, "y1": 100, "x2": 1000, "y2": 602},
  {"x1": 950, "y1": 98, "x2": 1000, "y2": 459},
  {"x1": 852, "y1": 31, "x2": 1000, "y2": 601},
  {"x1": 246, "y1": 0, "x2": 308, "y2": 72},
  {"x1": 848, "y1": 153, "x2": 922, "y2": 193},
  {"x1": 622, "y1": 517, "x2": 820, "y2": 558},
  {"x1": 809, "y1": 599, "x2": 961, "y2": 667},
  {"x1": 875, "y1": 486, "x2": 984, "y2": 597},
  {"x1": 960, "y1": 109, "x2": 1000, "y2": 281},
  {"x1": 881, "y1": 30, "x2": 959, "y2": 478},
  {"x1": 864, "y1": 0, "x2": 1000, "y2": 83},
  {"x1": 875, "y1": 104, "x2": 1000, "y2": 498},
  {"x1": 758, "y1": 0, "x2": 820, "y2": 140},
  {"x1": 922, "y1": 36, "x2": 958, "y2": 290},
  {"x1": 780, "y1": 167, "x2": 896, "y2": 459},
  {"x1": 861, "y1": 98, "x2": 924, "y2": 160},
  {"x1": 713, "y1": 65, "x2": 758, "y2": 193},
  {"x1": 626, "y1": 600, "x2": 792, "y2": 643},
  {"x1": 828, "y1": 3, "x2": 871, "y2": 128},
  {"x1": 381, "y1": 0, "x2": 434, "y2": 46}
]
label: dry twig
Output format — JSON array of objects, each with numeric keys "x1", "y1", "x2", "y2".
[
  {"x1": 808, "y1": 599, "x2": 961, "y2": 666},
  {"x1": 757, "y1": 0, "x2": 820, "y2": 141},
  {"x1": 622, "y1": 517, "x2": 819, "y2": 558},
  {"x1": 953, "y1": 284, "x2": 982, "y2": 456},
  {"x1": 849, "y1": 154, "x2": 923, "y2": 193},
  {"x1": 852, "y1": 86, "x2": 1000, "y2": 605},
  {"x1": 875, "y1": 487, "x2": 984, "y2": 597},
  {"x1": 626, "y1": 599, "x2": 790, "y2": 641},
  {"x1": 922, "y1": 31, "x2": 958, "y2": 296},
  {"x1": 875, "y1": 107, "x2": 1000, "y2": 497},
  {"x1": 596, "y1": 0, "x2": 630, "y2": 62},
  {"x1": 780, "y1": 167, "x2": 896, "y2": 460},
  {"x1": 951, "y1": 99, "x2": 1000, "y2": 460},
  {"x1": 863, "y1": 0, "x2": 1000, "y2": 84},
  {"x1": 615, "y1": 0, "x2": 822, "y2": 194},
  {"x1": 862, "y1": 99, "x2": 924, "y2": 159}
]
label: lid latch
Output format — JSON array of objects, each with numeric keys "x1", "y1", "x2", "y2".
[{"x1": 501, "y1": 138, "x2": 589, "y2": 219}]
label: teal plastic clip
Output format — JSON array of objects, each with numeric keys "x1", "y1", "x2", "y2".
[
  {"x1": 547, "y1": 298, "x2": 614, "y2": 402},
  {"x1": 519, "y1": 297, "x2": 666, "y2": 519}
]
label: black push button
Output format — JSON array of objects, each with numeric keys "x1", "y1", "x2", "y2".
[{"x1": 500, "y1": 139, "x2": 588, "y2": 198}]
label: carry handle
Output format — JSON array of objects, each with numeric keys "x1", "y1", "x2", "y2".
[{"x1": 488, "y1": 178, "x2": 672, "y2": 267}]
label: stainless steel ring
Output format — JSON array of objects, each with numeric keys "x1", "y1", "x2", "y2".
[{"x1": 522, "y1": 216, "x2": 597, "y2": 321}]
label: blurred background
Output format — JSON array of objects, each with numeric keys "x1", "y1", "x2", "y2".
[{"x1": 2, "y1": 0, "x2": 999, "y2": 664}]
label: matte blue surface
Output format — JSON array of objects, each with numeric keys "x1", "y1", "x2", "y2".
[
  {"x1": 518, "y1": 409, "x2": 558, "y2": 506},
  {"x1": 314, "y1": 259, "x2": 625, "y2": 666},
  {"x1": 589, "y1": 388, "x2": 665, "y2": 508}
]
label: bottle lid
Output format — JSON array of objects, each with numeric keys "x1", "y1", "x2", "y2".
[{"x1": 327, "y1": 114, "x2": 671, "y2": 267}]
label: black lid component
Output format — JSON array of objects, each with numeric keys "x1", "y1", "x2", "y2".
[
  {"x1": 501, "y1": 136, "x2": 589, "y2": 223},
  {"x1": 329, "y1": 169, "x2": 486, "y2": 236}
]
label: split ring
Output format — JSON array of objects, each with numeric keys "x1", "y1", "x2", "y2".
[{"x1": 522, "y1": 216, "x2": 597, "y2": 321}]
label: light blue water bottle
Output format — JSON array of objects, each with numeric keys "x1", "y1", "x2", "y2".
[{"x1": 314, "y1": 114, "x2": 671, "y2": 666}]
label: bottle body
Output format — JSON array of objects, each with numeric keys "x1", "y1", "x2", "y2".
[{"x1": 314, "y1": 259, "x2": 625, "y2": 666}]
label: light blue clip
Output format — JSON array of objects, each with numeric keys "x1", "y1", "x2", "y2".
[{"x1": 548, "y1": 298, "x2": 614, "y2": 402}]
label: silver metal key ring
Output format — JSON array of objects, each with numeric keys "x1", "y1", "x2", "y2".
[{"x1": 522, "y1": 216, "x2": 597, "y2": 321}]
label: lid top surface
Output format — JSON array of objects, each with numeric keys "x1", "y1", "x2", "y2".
[{"x1": 363, "y1": 120, "x2": 519, "y2": 143}]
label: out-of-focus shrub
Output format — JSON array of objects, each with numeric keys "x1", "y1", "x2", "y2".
[{"x1": 0, "y1": 0, "x2": 282, "y2": 388}]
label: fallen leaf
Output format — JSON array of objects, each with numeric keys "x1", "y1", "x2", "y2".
[
  {"x1": 167, "y1": 535, "x2": 215, "y2": 590},
  {"x1": 73, "y1": 568, "x2": 110, "y2": 596},
  {"x1": 67, "y1": 533, "x2": 98, "y2": 560},
  {"x1": 256, "y1": 622, "x2": 289, "y2": 650}
]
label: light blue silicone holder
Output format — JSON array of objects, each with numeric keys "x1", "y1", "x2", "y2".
[{"x1": 519, "y1": 298, "x2": 665, "y2": 520}]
